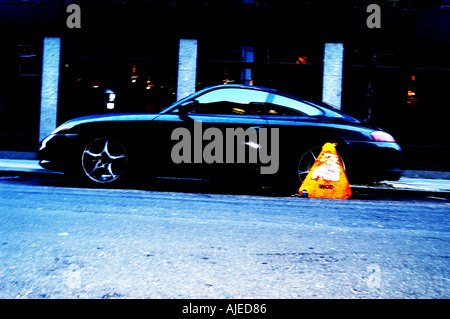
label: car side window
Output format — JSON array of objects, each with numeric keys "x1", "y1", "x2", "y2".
[
  {"x1": 249, "y1": 102, "x2": 306, "y2": 116},
  {"x1": 189, "y1": 88, "x2": 269, "y2": 115},
  {"x1": 267, "y1": 94, "x2": 323, "y2": 116}
]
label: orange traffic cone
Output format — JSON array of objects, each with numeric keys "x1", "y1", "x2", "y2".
[{"x1": 299, "y1": 143, "x2": 352, "y2": 199}]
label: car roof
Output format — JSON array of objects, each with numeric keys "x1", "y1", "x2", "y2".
[
  {"x1": 164, "y1": 84, "x2": 293, "y2": 112},
  {"x1": 163, "y1": 84, "x2": 361, "y2": 123},
  {"x1": 173, "y1": 84, "x2": 340, "y2": 110},
  {"x1": 199, "y1": 84, "x2": 282, "y2": 94}
]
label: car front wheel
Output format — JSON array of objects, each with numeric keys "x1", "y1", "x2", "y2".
[{"x1": 80, "y1": 137, "x2": 128, "y2": 185}]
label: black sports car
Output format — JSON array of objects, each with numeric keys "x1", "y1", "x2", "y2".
[{"x1": 39, "y1": 84, "x2": 401, "y2": 192}]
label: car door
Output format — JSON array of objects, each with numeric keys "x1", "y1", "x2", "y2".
[
  {"x1": 256, "y1": 92, "x2": 327, "y2": 174},
  {"x1": 151, "y1": 87, "x2": 270, "y2": 178}
]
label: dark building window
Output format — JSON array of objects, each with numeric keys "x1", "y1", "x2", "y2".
[
  {"x1": 0, "y1": 40, "x2": 41, "y2": 152},
  {"x1": 58, "y1": 37, "x2": 178, "y2": 123}
]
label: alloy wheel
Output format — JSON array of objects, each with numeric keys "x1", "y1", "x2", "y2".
[
  {"x1": 297, "y1": 146, "x2": 345, "y2": 183},
  {"x1": 81, "y1": 137, "x2": 127, "y2": 184}
]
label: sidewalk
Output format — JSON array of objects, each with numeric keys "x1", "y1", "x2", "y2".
[
  {"x1": 351, "y1": 177, "x2": 450, "y2": 198},
  {"x1": 0, "y1": 159, "x2": 63, "y2": 177},
  {"x1": 0, "y1": 158, "x2": 450, "y2": 198}
]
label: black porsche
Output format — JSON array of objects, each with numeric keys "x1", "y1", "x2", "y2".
[{"x1": 38, "y1": 84, "x2": 401, "y2": 192}]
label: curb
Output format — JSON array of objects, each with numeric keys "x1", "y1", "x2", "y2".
[
  {"x1": 351, "y1": 185, "x2": 450, "y2": 199},
  {"x1": 0, "y1": 160, "x2": 64, "y2": 178},
  {"x1": 0, "y1": 160, "x2": 449, "y2": 198},
  {"x1": 0, "y1": 168, "x2": 64, "y2": 178}
]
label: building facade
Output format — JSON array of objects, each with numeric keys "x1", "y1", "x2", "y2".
[{"x1": 0, "y1": 0, "x2": 449, "y2": 169}]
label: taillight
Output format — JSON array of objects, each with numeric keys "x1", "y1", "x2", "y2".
[{"x1": 371, "y1": 131, "x2": 396, "y2": 142}]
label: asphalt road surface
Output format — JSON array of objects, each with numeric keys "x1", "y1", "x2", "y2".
[{"x1": 0, "y1": 176, "x2": 448, "y2": 299}]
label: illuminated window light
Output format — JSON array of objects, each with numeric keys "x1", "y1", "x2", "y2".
[
  {"x1": 296, "y1": 57, "x2": 308, "y2": 64},
  {"x1": 408, "y1": 75, "x2": 416, "y2": 96}
]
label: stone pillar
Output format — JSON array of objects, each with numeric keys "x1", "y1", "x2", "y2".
[
  {"x1": 322, "y1": 43, "x2": 344, "y2": 110},
  {"x1": 177, "y1": 39, "x2": 198, "y2": 101},
  {"x1": 39, "y1": 37, "x2": 61, "y2": 141},
  {"x1": 241, "y1": 46, "x2": 254, "y2": 85}
]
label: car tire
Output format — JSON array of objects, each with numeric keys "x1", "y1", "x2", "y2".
[
  {"x1": 298, "y1": 144, "x2": 347, "y2": 182},
  {"x1": 80, "y1": 137, "x2": 128, "y2": 186},
  {"x1": 277, "y1": 144, "x2": 347, "y2": 195}
]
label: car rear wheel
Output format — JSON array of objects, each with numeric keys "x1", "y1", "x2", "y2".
[
  {"x1": 297, "y1": 145, "x2": 346, "y2": 184},
  {"x1": 81, "y1": 137, "x2": 128, "y2": 185}
]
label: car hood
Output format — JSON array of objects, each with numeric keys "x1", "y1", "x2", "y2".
[{"x1": 53, "y1": 113, "x2": 160, "y2": 133}]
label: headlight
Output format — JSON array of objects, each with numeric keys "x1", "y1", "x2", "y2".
[
  {"x1": 51, "y1": 126, "x2": 71, "y2": 135},
  {"x1": 50, "y1": 120, "x2": 77, "y2": 135},
  {"x1": 39, "y1": 134, "x2": 54, "y2": 151}
]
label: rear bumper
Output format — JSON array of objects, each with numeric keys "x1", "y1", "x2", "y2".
[{"x1": 345, "y1": 141, "x2": 402, "y2": 181}]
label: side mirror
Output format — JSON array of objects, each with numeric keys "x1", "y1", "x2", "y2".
[{"x1": 178, "y1": 100, "x2": 197, "y2": 116}]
